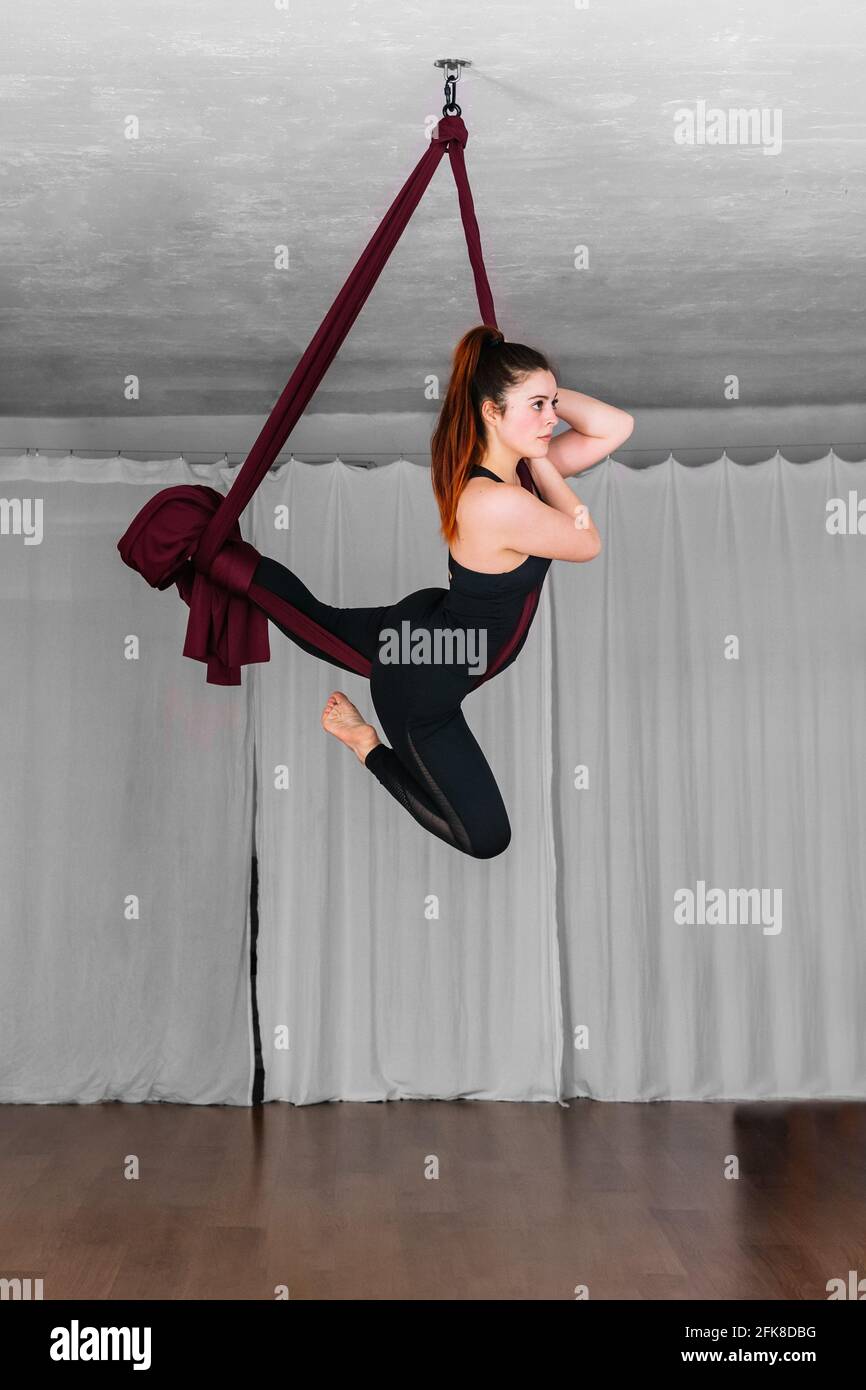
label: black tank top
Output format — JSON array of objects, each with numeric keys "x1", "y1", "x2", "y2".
[
  {"x1": 446, "y1": 458, "x2": 552, "y2": 688},
  {"x1": 447, "y1": 459, "x2": 552, "y2": 594}
]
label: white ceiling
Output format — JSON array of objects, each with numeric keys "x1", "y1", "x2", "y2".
[{"x1": 1, "y1": 0, "x2": 864, "y2": 418}]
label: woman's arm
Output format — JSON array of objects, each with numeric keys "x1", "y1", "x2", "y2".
[
  {"x1": 527, "y1": 455, "x2": 600, "y2": 547},
  {"x1": 478, "y1": 455, "x2": 601, "y2": 564},
  {"x1": 543, "y1": 387, "x2": 634, "y2": 477}
]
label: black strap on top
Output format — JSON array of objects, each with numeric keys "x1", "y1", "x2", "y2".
[
  {"x1": 470, "y1": 462, "x2": 535, "y2": 490},
  {"x1": 470, "y1": 464, "x2": 503, "y2": 481},
  {"x1": 450, "y1": 460, "x2": 539, "y2": 577}
]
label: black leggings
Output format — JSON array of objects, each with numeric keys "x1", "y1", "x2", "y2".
[{"x1": 249, "y1": 554, "x2": 512, "y2": 858}]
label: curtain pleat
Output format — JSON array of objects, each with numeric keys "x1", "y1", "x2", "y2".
[{"x1": 0, "y1": 455, "x2": 256, "y2": 1104}]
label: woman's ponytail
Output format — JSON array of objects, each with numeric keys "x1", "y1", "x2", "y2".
[{"x1": 430, "y1": 324, "x2": 551, "y2": 546}]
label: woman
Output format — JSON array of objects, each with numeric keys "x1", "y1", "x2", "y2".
[{"x1": 251, "y1": 324, "x2": 634, "y2": 857}]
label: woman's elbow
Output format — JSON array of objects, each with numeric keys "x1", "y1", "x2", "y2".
[
  {"x1": 602, "y1": 412, "x2": 634, "y2": 457},
  {"x1": 569, "y1": 531, "x2": 602, "y2": 563},
  {"x1": 582, "y1": 511, "x2": 603, "y2": 560}
]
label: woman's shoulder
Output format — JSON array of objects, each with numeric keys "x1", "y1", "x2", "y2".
[
  {"x1": 456, "y1": 470, "x2": 505, "y2": 523},
  {"x1": 458, "y1": 468, "x2": 532, "y2": 515}
]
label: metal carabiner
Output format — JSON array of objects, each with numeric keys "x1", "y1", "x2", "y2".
[{"x1": 442, "y1": 72, "x2": 461, "y2": 117}]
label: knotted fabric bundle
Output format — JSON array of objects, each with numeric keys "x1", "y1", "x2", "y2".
[{"x1": 117, "y1": 115, "x2": 498, "y2": 685}]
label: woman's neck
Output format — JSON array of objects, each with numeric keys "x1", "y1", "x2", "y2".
[{"x1": 477, "y1": 454, "x2": 522, "y2": 485}]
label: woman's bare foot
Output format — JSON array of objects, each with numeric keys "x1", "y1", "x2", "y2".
[{"x1": 321, "y1": 691, "x2": 382, "y2": 764}]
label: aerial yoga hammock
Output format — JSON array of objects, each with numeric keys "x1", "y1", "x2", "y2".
[{"x1": 117, "y1": 86, "x2": 551, "y2": 859}]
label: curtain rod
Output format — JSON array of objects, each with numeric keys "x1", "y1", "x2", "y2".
[{"x1": 1, "y1": 443, "x2": 865, "y2": 457}]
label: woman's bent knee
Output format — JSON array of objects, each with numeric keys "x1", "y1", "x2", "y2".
[{"x1": 469, "y1": 818, "x2": 512, "y2": 859}]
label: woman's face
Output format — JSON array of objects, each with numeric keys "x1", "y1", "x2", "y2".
[{"x1": 483, "y1": 369, "x2": 559, "y2": 458}]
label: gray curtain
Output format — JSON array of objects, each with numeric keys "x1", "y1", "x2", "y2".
[
  {"x1": 2, "y1": 449, "x2": 863, "y2": 1105},
  {"x1": 552, "y1": 450, "x2": 866, "y2": 1100},
  {"x1": 0, "y1": 456, "x2": 256, "y2": 1104}
]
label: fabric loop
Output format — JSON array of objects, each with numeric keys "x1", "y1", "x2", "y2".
[
  {"x1": 117, "y1": 484, "x2": 270, "y2": 686},
  {"x1": 202, "y1": 536, "x2": 262, "y2": 595},
  {"x1": 431, "y1": 115, "x2": 468, "y2": 149}
]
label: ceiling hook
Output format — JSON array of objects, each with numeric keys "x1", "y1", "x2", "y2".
[{"x1": 434, "y1": 58, "x2": 472, "y2": 117}]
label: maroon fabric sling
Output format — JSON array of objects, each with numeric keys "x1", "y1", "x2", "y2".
[{"x1": 117, "y1": 114, "x2": 498, "y2": 685}]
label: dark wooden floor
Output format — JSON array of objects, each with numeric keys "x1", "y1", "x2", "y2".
[{"x1": 1, "y1": 1099, "x2": 863, "y2": 1299}]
